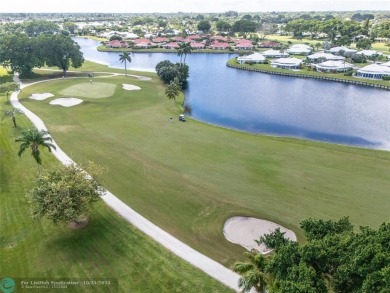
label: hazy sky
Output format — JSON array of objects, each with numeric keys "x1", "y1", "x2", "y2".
[{"x1": 1, "y1": 0, "x2": 389, "y2": 13}]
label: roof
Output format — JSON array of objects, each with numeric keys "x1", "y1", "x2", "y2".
[
  {"x1": 263, "y1": 50, "x2": 289, "y2": 57},
  {"x1": 357, "y1": 64, "x2": 390, "y2": 74},
  {"x1": 287, "y1": 47, "x2": 311, "y2": 54},
  {"x1": 210, "y1": 42, "x2": 230, "y2": 48},
  {"x1": 316, "y1": 60, "x2": 353, "y2": 69},
  {"x1": 356, "y1": 50, "x2": 383, "y2": 57},
  {"x1": 329, "y1": 46, "x2": 357, "y2": 53},
  {"x1": 272, "y1": 57, "x2": 302, "y2": 65},
  {"x1": 308, "y1": 52, "x2": 345, "y2": 60},
  {"x1": 237, "y1": 53, "x2": 265, "y2": 62}
]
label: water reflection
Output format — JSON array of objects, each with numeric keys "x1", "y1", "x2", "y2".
[{"x1": 75, "y1": 37, "x2": 390, "y2": 150}]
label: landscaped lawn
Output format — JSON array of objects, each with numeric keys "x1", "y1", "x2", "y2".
[
  {"x1": 0, "y1": 95, "x2": 231, "y2": 292},
  {"x1": 17, "y1": 62, "x2": 390, "y2": 268}
]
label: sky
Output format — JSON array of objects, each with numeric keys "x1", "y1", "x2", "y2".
[{"x1": 1, "y1": 0, "x2": 389, "y2": 13}]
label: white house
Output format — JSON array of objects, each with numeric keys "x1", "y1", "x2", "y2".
[
  {"x1": 380, "y1": 61, "x2": 390, "y2": 67},
  {"x1": 356, "y1": 64, "x2": 390, "y2": 79},
  {"x1": 328, "y1": 46, "x2": 357, "y2": 55},
  {"x1": 307, "y1": 52, "x2": 345, "y2": 62},
  {"x1": 237, "y1": 53, "x2": 266, "y2": 64},
  {"x1": 262, "y1": 49, "x2": 289, "y2": 58},
  {"x1": 315, "y1": 60, "x2": 353, "y2": 73},
  {"x1": 286, "y1": 44, "x2": 312, "y2": 55},
  {"x1": 271, "y1": 58, "x2": 302, "y2": 70}
]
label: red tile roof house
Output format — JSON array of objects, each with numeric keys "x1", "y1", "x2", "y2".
[
  {"x1": 134, "y1": 42, "x2": 157, "y2": 49},
  {"x1": 162, "y1": 42, "x2": 180, "y2": 49},
  {"x1": 188, "y1": 34, "x2": 204, "y2": 41},
  {"x1": 105, "y1": 40, "x2": 129, "y2": 48},
  {"x1": 190, "y1": 42, "x2": 205, "y2": 49},
  {"x1": 234, "y1": 40, "x2": 254, "y2": 50},
  {"x1": 133, "y1": 38, "x2": 153, "y2": 44},
  {"x1": 209, "y1": 42, "x2": 231, "y2": 50},
  {"x1": 259, "y1": 41, "x2": 281, "y2": 48},
  {"x1": 152, "y1": 37, "x2": 170, "y2": 43},
  {"x1": 211, "y1": 35, "x2": 228, "y2": 42}
]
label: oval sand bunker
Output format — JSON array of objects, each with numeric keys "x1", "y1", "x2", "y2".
[
  {"x1": 50, "y1": 98, "x2": 83, "y2": 107},
  {"x1": 223, "y1": 217, "x2": 297, "y2": 253},
  {"x1": 122, "y1": 84, "x2": 141, "y2": 91},
  {"x1": 29, "y1": 93, "x2": 54, "y2": 100}
]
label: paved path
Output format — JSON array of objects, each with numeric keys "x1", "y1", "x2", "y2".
[{"x1": 10, "y1": 74, "x2": 242, "y2": 292}]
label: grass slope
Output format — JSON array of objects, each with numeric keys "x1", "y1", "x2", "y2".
[
  {"x1": 18, "y1": 63, "x2": 390, "y2": 267},
  {"x1": 0, "y1": 96, "x2": 231, "y2": 292}
]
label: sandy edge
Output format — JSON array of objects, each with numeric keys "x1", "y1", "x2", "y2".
[
  {"x1": 29, "y1": 93, "x2": 54, "y2": 100},
  {"x1": 49, "y1": 98, "x2": 83, "y2": 107},
  {"x1": 223, "y1": 216, "x2": 297, "y2": 253},
  {"x1": 122, "y1": 84, "x2": 141, "y2": 90}
]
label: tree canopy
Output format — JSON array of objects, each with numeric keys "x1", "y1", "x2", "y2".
[
  {"x1": 28, "y1": 162, "x2": 105, "y2": 225},
  {"x1": 234, "y1": 217, "x2": 390, "y2": 293}
]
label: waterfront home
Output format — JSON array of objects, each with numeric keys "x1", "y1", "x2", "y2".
[
  {"x1": 356, "y1": 64, "x2": 390, "y2": 79},
  {"x1": 210, "y1": 42, "x2": 230, "y2": 50},
  {"x1": 307, "y1": 52, "x2": 345, "y2": 62},
  {"x1": 287, "y1": 44, "x2": 312, "y2": 55},
  {"x1": 263, "y1": 49, "x2": 289, "y2": 58},
  {"x1": 237, "y1": 53, "x2": 266, "y2": 64},
  {"x1": 134, "y1": 42, "x2": 157, "y2": 49},
  {"x1": 105, "y1": 40, "x2": 128, "y2": 48},
  {"x1": 162, "y1": 42, "x2": 180, "y2": 49},
  {"x1": 211, "y1": 35, "x2": 228, "y2": 42},
  {"x1": 328, "y1": 46, "x2": 357, "y2": 55},
  {"x1": 234, "y1": 40, "x2": 254, "y2": 50},
  {"x1": 152, "y1": 37, "x2": 170, "y2": 43},
  {"x1": 315, "y1": 60, "x2": 353, "y2": 73},
  {"x1": 190, "y1": 42, "x2": 205, "y2": 49},
  {"x1": 381, "y1": 61, "x2": 390, "y2": 67},
  {"x1": 271, "y1": 58, "x2": 302, "y2": 70}
]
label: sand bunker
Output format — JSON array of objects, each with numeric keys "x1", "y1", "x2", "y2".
[
  {"x1": 224, "y1": 217, "x2": 297, "y2": 253},
  {"x1": 29, "y1": 93, "x2": 54, "y2": 100},
  {"x1": 122, "y1": 84, "x2": 141, "y2": 91},
  {"x1": 49, "y1": 98, "x2": 83, "y2": 107}
]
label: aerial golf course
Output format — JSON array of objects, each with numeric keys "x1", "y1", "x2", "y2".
[{"x1": 1, "y1": 61, "x2": 389, "y2": 291}]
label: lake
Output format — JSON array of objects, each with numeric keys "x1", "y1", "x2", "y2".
[{"x1": 75, "y1": 37, "x2": 390, "y2": 150}]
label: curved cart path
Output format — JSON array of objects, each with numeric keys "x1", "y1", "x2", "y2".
[{"x1": 10, "y1": 74, "x2": 242, "y2": 292}]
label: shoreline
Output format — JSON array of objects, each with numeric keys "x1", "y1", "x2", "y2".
[{"x1": 226, "y1": 61, "x2": 390, "y2": 91}]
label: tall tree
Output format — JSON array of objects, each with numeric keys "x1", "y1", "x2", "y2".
[
  {"x1": 35, "y1": 34, "x2": 84, "y2": 76},
  {"x1": 15, "y1": 128, "x2": 56, "y2": 176},
  {"x1": 28, "y1": 162, "x2": 104, "y2": 226},
  {"x1": 165, "y1": 79, "x2": 181, "y2": 101},
  {"x1": 233, "y1": 251, "x2": 269, "y2": 293},
  {"x1": 2, "y1": 107, "x2": 24, "y2": 127},
  {"x1": 0, "y1": 82, "x2": 20, "y2": 102},
  {"x1": 119, "y1": 51, "x2": 132, "y2": 77}
]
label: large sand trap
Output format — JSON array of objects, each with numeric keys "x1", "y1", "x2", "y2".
[
  {"x1": 224, "y1": 217, "x2": 297, "y2": 253},
  {"x1": 122, "y1": 84, "x2": 141, "y2": 91},
  {"x1": 49, "y1": 98, "x2": 83, "y2": 107},
  {"x1": 29, "y1": 93, "x2": 54, "y2": 100}
]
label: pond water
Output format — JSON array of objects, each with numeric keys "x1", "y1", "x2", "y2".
[{"x1": 75, "y1": 37, "x2": 390, "y2": 150}]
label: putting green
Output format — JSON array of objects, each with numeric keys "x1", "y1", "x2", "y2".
[{"x1": 59, "y1": 82, "x2": 117, "y2": 98}]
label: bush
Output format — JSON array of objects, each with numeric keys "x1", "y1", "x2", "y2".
[{"x1": 382, "y1": 75, "x2": 390, "y2": 80}]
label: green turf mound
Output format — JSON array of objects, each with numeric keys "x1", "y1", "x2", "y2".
[{"x1": 59, "y1": 82, "x2": 117, "y2": 98}]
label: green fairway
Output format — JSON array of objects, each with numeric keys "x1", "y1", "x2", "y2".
[
  {"x1": 0, "y1": 96, "x2": 231, "y2": 292},
  {"x1": 18, "y1": 63, "x2": 390, "y2": 268},
  {"x1": 59, "y1": 82, "x2": 117, "y2": 98}
]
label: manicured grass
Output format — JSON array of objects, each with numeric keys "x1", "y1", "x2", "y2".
[
  {"x1": 59, "y1": 82, "x2": 117, "y2": 98},
  {"x1": 0, "y1": 96, "x2": 231, "y2": 292},
  {"x1": 18, "y1": 62, "x2": 390, "y2": 268}
]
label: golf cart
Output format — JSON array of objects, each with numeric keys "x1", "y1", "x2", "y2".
[{"x1": 179, "y1": 114, "x2": 186, "y2": 122}]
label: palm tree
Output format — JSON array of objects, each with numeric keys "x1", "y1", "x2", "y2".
[
  {"x1": 177, "y1": 43, "x2": 186, "y2": 64},
  {"x1": 119, "y1": 52, "x2": 132, "y2": 76},
  {"x1": 182, "y1": 42, "x2": 193, "y2": 64},
  {"x1": 233, "y1": 250, "x2": 270, "y2": 293},
  {"x1": 2, "y1": 107, "x2": 24, "y2": 127},
  {"x1": 165, "y1": 80, "x2": 180, "y2": 102},
  {"x1": 15, "y1": 128, "x2": 56, "y2": 176}
]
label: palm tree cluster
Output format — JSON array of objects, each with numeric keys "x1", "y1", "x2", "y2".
[{"x1": 177, "y1": 42, "x2": 193, "y2": 64}]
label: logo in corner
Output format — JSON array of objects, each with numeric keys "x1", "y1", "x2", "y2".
[{"x1": 0, "y1": 278, "x2": 15, "y2": 293}]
